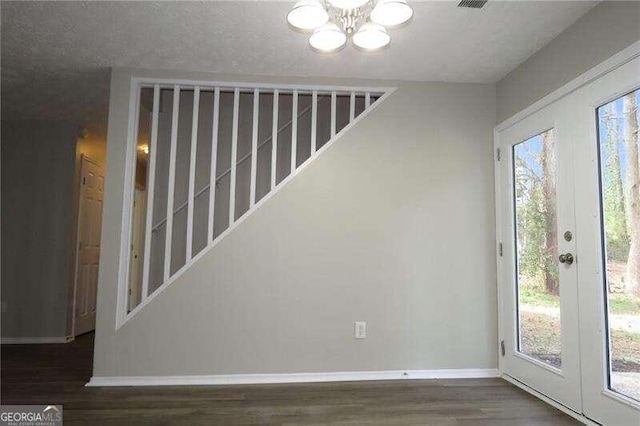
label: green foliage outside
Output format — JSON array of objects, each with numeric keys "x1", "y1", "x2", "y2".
[
  {"x1": 520, "y1": 285, "x2": 640, "y2": 315},
  {"x1": 514, "y1": 133, "x2": 559, "y2": 296},
  {"x1": 515, "y1": 181, "x2": 558, "y2": 287},
  {"x1": 601, "y1": 101, "x2": 632, "y2": 264}
]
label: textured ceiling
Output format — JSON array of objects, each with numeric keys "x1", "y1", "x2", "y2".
[{"x1": 1, "y1": 0, "x2": 598, "y2": 134}]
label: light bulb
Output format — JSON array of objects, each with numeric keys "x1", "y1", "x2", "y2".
[
  {"x1": 352, "y1": 22, "x2": 390, "y2": 52},
  {"x1": 287, "y1": 0, "x2": 329, "y2": 32},
  {"x1": 370, "y1": 0, "x2": 413, "y2": 27},
  {"x1": 328, "y1": 0, "x2": 370, "y2": 9},
  {"x1": 309, "y1": 22, "x2": 347, "y2": 53}
]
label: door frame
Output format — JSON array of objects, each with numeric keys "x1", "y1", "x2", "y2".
[
  {"x1": 71, "y1": 154, "x2": 104, "y2": 337},
  {"x1": 494, "y1": 40, "x2": 640, "y2": 422}
]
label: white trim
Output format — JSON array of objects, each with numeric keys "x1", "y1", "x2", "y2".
[
  {"x1": 514, "y1": 351, "x2": 564, "y2": 377},
  {"x1": 503, "y1": 375, "x2": 598, "y2": 426},
  {"x1": 186, "y1": 86, "x2": 200, "y2": 261},
  {"x1": 141, "y1": 85, "x2": 160, "y2": 302},
  {"x1": 494, "y1": 127, "x2": 505, "y2": 377},
  {"x1": 134, "y1": 77, "x2": 393, "y2": 95},
  {"x1": 119, "y1": 87, "x2": 396, "y2": 326},
  {"x1": 250, "y1": 88, "x2": 259, "y2": 207},
  {"x1": 2, "y1": 337, "x2": 69, "y2": 344},
  {"x1": 291, "y1": 90, "x2": 298, "y2": 172},
  {"x1": 271, "y1": 90, "x2": 279, "y2": 191},
  {"x1": 602, "y1": 388, "x2": 640, "y2": 412},
  {"x1": 208, "y1": 88, "x2": 220, "y2": 244},
  {"x1": 163, "y1": 86, "x2": 181, "y2": 282},
  {"x1": 349, "y1": 91, "x2": 355, "y2": 122},
  {"x1": 496, "y1": 40, "x2": 640, "y2": 132},
  {"x1": 311, "y1": 90, "x2": 318, "y2": 153},
  {"x1": 229, "y1": 88, "x2": 240, "y2": 224},
  {"x1": 115, "y1": 82, "x2": 142, "y2": 328},
  {"x1": 87, "y1": 368, "x2": 499, "y2": 387},
  {"x1": 331, "y1": 91, "x2": 337, "y2": 137}
]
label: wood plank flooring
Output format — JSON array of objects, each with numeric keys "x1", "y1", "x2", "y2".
[{"x1": 1, "y1": 333, "x2": 579, "y2": 425}]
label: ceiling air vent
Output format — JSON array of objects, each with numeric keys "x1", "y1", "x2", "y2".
[{"x1": 458, "y1": 0, "x2": 488, "y2": 9}]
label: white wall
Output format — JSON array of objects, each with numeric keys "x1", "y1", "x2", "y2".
[
  {"x1": 1, "y1": 120, "x2": 77, "y2": 340},
  {"x1": 93, "y1": 68, "x2": 497, "y2": 378},
  {"x1": 497, "y1": 1, "x2": 640, "y2": 123}
]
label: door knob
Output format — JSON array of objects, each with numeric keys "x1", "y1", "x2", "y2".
[{"x1": 559, "y1": 253, "x2": 574, "y2": 265}]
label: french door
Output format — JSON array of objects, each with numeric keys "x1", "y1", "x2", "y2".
[
  {"x1": 498, "y1": 95, "x2": 583, "y2": 412},
  {"x1": 497, "y1": 55, "x2": 640, "y2": 424}
]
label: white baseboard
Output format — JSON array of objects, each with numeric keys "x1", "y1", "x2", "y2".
[
  {"x1": 1, "y1": 336, "x2": 69, "y2": 344},
  {"x1": 87, "y1": 368, "x2": 499, "y2": 387}
]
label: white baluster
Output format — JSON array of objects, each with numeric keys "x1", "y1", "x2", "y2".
[
  {"x1": 311, "y1": 90, "x2": 318, "y2": 153},
  {"x1": 208, "y1": 88, "x2": 220, "y2": 243},
  {"x1": 250, "y1": 89, "x2": 259, "y2": 207},
  {"x1": 186, "y1": 86, "x2": 200, "y2": 261},
  {"x1": 229, "y1": 88, "x2": 240, "y2": 224},
  {"x1": 271, "y1": 90, "x2": 279, "y2": 190},
  {"x1": 291, "y1": 90, "x2": 298, "y2": 173},
  {"x1": 349, "y1": 91, "x2": 355, "y2": 122},
  {"x1": 141, "y1": 84, "x2": 160, "y2": 301},
  {"x1": 163, "y1": 85, "x2": 180, "y2": 281},
  {"x1": 331, "y1": 91, "x2": 337, "y2": 138}
]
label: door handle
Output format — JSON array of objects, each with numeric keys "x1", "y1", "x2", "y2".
[{"x1": 559, "y1": 253, "x2": 574, "y2": 265}]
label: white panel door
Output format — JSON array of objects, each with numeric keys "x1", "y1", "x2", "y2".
[
  {"x1": 497, "y1": 97, "x2": 582, "y2": 412},
  {"x1": 74, "y1": 156, "x2": 104, "y2": 336},
  {"x1": 572, "y1": 56, "x2": 640, "y2": 425}
]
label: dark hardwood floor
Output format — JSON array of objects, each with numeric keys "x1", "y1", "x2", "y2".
[{"x1": 1, "y1": 333, "x2": 579, "y2": 425}]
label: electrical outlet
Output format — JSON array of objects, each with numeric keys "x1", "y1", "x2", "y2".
[{"x1": 354, "y1": 321, "x2": 366, "y2": 339}]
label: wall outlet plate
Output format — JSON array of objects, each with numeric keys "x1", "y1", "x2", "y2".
[{"x1": 354, "y1": 321, "x2": 366, "y2": 339}]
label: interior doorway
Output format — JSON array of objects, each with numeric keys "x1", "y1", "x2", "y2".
[{"x1": 72, "y1": 155, "x2": 105, "y2": 336}]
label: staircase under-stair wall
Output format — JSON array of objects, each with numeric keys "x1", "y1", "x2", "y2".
[
  {"x1": 122, "y1": 77, "x2": 388, "y2": 322},
  {"x1": 92, "y1": 69, "x2": 498, "y2": 385}
]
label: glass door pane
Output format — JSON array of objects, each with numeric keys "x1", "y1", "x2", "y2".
[
  {"x1": 596, "y1": 89, "x2": 640, "y2": 403},
  {"x1": 513, "y1": 129, "x2": 562, "y2": 369}
]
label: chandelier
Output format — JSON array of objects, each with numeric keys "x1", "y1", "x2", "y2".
[{"x1": 287, "y1": 0, "x2": 414, "y2": 53}]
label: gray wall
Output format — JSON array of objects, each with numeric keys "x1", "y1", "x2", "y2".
[
  {"x1": 497, "y1": 1, "x2": 640, "y2": 123},
  {"x1": 1, "y1": 120, "x2": 77, "y2": 339},
  {"x1": 93, "y1": 68, "x2": 497, "y2": 378}
]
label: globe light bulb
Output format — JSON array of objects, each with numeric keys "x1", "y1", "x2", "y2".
[
  {"x1": 370, "y1": 0, "x2": 414, "y2": 27},
  {"x1": 309, "y1": 22, "x2": 347, "y2": 52},
  {"x1": 352, "y1": 22, "x2": 390, "y2": 52},
  {"x1": 287, "y1": 0, "x2": 329, "y2": 32}
]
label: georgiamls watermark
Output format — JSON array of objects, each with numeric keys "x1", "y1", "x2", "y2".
[{"x1": 0, "y1": 405, "x2": 62, "y2": 425}]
